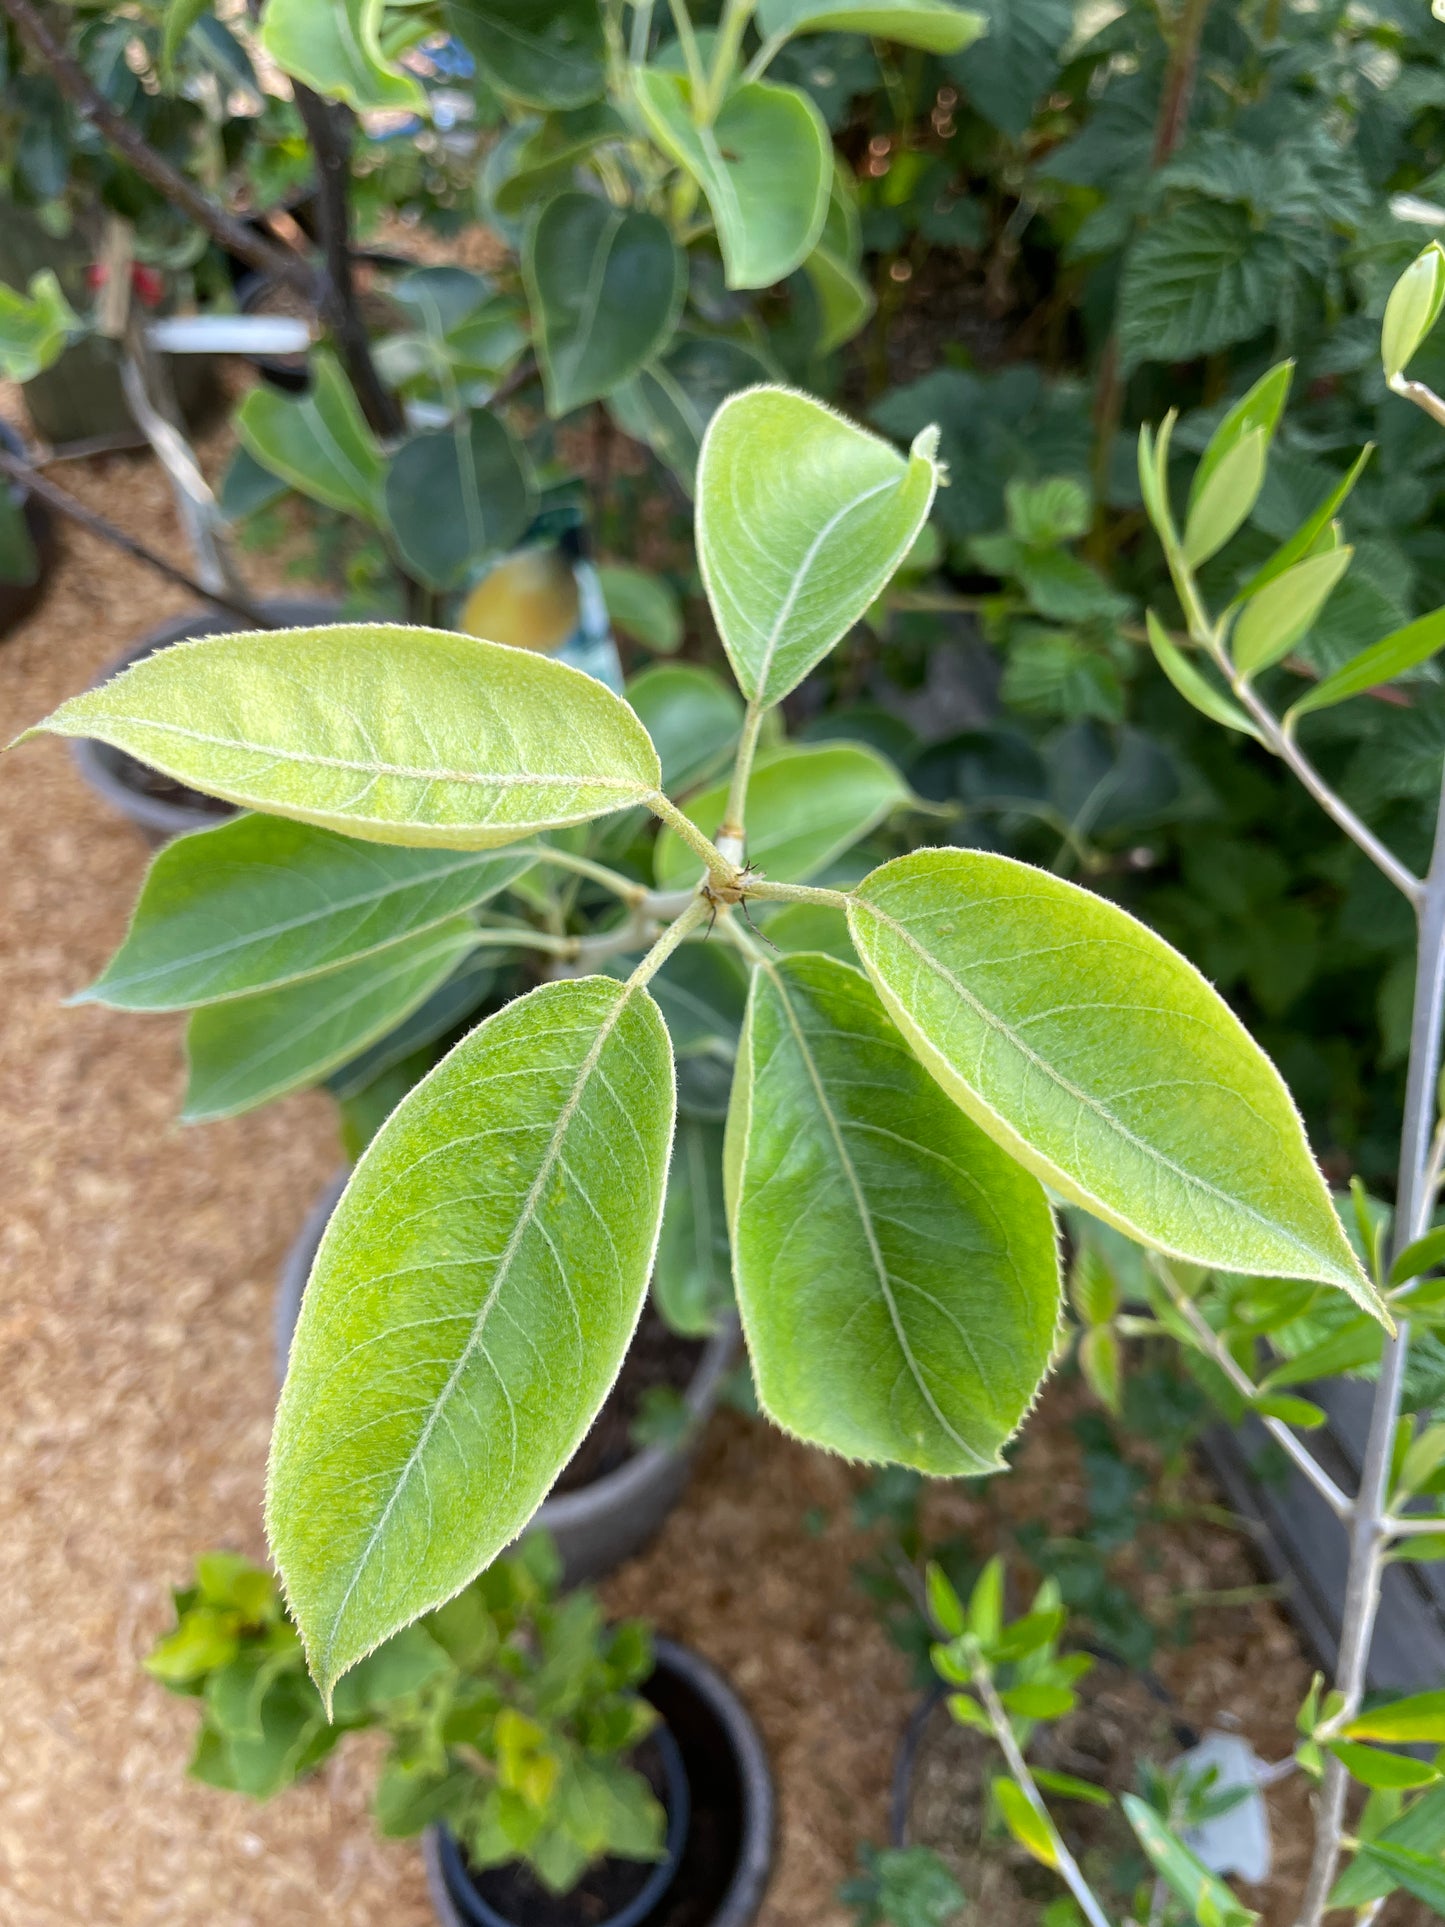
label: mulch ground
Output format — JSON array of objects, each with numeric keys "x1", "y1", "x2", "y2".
[{"x1": 0, "y1": 400, "x2": 1379, "y2": 1926}]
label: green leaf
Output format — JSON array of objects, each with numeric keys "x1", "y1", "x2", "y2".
[
  {"x1": 1033, "y1": 1769, "x2": 1113, "y2": 1807},
  {"x1": 1251, "y1": 1393, "x2": 1326, "y2": 1428},
  {"x1": 268, "y1": 974, "x2": 675, "y2": 1700},
  {"x1": 1345, "y1": 1692, "x2": 1445, "y2": 1745},
  {"x1": 30, "y1": 624, "x2": 664, "y2": 850},
  {"x1": 725, "y1": 954, "x2": 1059, "y2": 1474},
  {"x1": 1118, "y1": 204, "x2": 1287, "y2": 371},
  {"x1": 235, "y1": 354, "x2": 384, "y2": 522},
  {"x1": 1330, "y1": 1785, "x2": 1445, "y2": 1907},
  {"x1": 0, "y1": 268, "x2": 79, "y2": 382},
  {"x1": 1122, "y1": 1795, "x2": 1259, "y2": 1926},
  {"x1": 83, "y1": 815, "x2": 531, "y2": 1010},
  {"x1": 1232, "y1": 548, "x2": 1353, "y2": 679},
  {"x1": 1391, "y1": 1226, "x2": 1445, "y2": 1288},
  {"x1": 445, "y1": 0, "x2": 606, "y2": 109},
  {"x1": 763, "y1": 899, "x2": 853, "y2": 960},
  {"x1": 993, "y1": 1779, "x2": 1059, "y2": 1868},
  {"x1": 607, "y1": 333, "x2": 774, "y2": 494},
  {"x1": 183, "y1": 919, "x2": 477, "y2": 1120},
  {"x1": 626, "y1": 662, "x2": 741, "y2": 795},
  {"x1": 1182, "y1": 429, "x2": 1267, "y2": 568},
  {"x1": 1235, "y1": 447, "x2": 1371, "y2": 606},
  {"x1": 163, "y1": 0, "x2": 212, "y2": 72},
  {"x1": 383, "y1": 411, "x2": 535, "y2": 593},
  {"x1": 1144, "y1": 613, "x2": 1261, "y2": 738},
  {"x1": 1006, "y1": 476, "x2": 1090, "y2": 547},
  {"x1": 601, "y1": 568, "x2": 683, "y2": 656},
  {"x1": 653, "y1": 741, "x2": 910, "y2": 889},
  {"x1": 1187, "y1": 362, "x2": 1292, "y2": 513},
  {"x1": 926, "y1": 1563, "x2": 967, "y2": 1637},
  {"x1": 1079, "y1": 1326, "x2": 1122, "y2": 1414},
  {"x1": 946, "y1": 0, "x2": 1073, "y2": 140},
  {"x1": 524, "y1": 193, "x2": 683, "y2": 417},
  {"x1": 803, "y1": 169, "x2": 875, "y2": 354},
  {"x1": 1382, "y1": 242, "x2": 1445, "y2": 384},
  {"x1": 1329, "y1": 1742, "x2": 1441, "y2": 1790},
  {"x1": 633, "y1": 71, "x2": 831, "y2": 290},
  {"x1": 0, "y1": 487, "x2": 37, "y2": 588},
  {"x1": 697, "y1": 385, "x2": 941, "y2": 706},
  {"x1": 653, "y1": 1118, "x2": 732, "y2": 1336},
  {"x1": 1256, "y1": 1319, "x2": 1381, "y2": 1389},
  {"x1": 847, "y1": 848, "x2": 1375, "y2": 1303},
  {"x1": 969, "y1": 1556, "x2": 1003, "y2": 1641},
  {"x1": 259, "y1": 0, "x2": 423, "y2": 111},
  {"x1": 1358, "y1": 1841, "x2": 1445, "y2": 1912},
  {"x1": 1001, "y1": 1683, "x2": 1077, "y2": 1719},
  {"x1": 1286, "y1": 606, "x2": 1445, "y2": 725},
  {"x1": 757, "y1": 0, "x2": 985, "y2": 50}
]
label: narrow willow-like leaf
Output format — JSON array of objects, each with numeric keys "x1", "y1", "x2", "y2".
[
  {"x1": 758, "y1": 0, "x2": 984, "y2": 49},
  {"x1": 235, "y1": 354, "x2": 384, "y2": 522},
  {"x1": 83, "y1": 816, "x2": 532, "y2": 1010},
  {"x1": 697, "y1": 386, "x2": 941, "y2": 705},
  {"x1": 653, "y1": 741, "x2": 910, "y2": 889},
  {"x1": 268, "y1": 976, "x2": 676, "y2": 1698},
  {"x1": 848, "y1": 849, "x2": 1375, "y2": 1304},
  {"x1": 1145, "y1": 611, "x2": 1261, "y2": 740},
  {"x1": 1122, "y1": 1797, "x2": 1258, "y2": 1927},
  {"x1": 1286, "y1": 605, "x2": 1445, "y2": 724},
  {"x1": 632, "y1": 72, "x2": 831, "y2": 290},
  {"x1": 29, "y1": 625, "x2": 663, "y2": 849},
  {"x1": 1235, "y1": 446, "x2": 1372, "y2": 607},
  {"x1": 524, "y1": 193, "x2": 684, "y2": 416},
  {"x1": 726, "y1": 953, "x2": 1059, "y2": 1474},
  {"x1": 183, "y1": 918, "x2": 478, "y2": 1120}
]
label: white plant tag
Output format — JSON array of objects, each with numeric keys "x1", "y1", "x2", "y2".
[{"x1": 1176, "y1": 1730, "x2": 1272, "y2": 1884}]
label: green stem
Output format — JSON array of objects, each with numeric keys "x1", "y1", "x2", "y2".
[
  {"x1": 627, "y1": 896, "x2": 711, "y2": 987},
  {"x1": 510, "y1": 845, "x2": 649, "y2": 905},
  {"x1": 741, "y1": 26, "x2": 787, "y2": 82},
  {"x1": 717, "y1": 700, "x2": 766, "y2": 863},
  {"x1": 647, "y1": 791, "x2": 734, "y2": 882},
  {"x1": 700, "y1": 0, "x2": 754, "y2": 119},
  {"x1": 667, "y1": 0, "x2": 707, "y2": 94},
  {"x1": 741, "y1": 878, "x2": 853, "y2": 909},
  {"x1": 469, "y1": 926, "x2": 580, "y2": 959}
]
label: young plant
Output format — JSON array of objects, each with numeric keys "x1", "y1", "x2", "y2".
[
  {"x1": 145, "y1": 1533, "x2": 666, "y2": 1897},
  {"x1": 21, "y1": 378, "x2": 1382, "y2": 1741}
]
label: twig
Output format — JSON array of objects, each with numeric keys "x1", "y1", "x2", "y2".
[
  {"x1": 0, "y1": 0, "x2": 315, "y2": 297},
  {"x1": 717, "y1": 699, "x2": 765, "y2": 865},
  {"x1": 0, "y1": 448, "x2": 277, "y2": 626},
  {"x1": 1154, "y1": 1267, "x2": 1354, "y2": 1521},
  {"x1": 1294, "y1": 777, "x2": 1445, "y2": 1927},
  {"x1": 1382, "y1": 1512, "x2": 1445, "y2": 1538}
]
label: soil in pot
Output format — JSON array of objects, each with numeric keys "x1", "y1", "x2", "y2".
[
  {"x1": 901, "y1": 1663, "x2": 1188, "y2": 1926},
  {"x1": 554, "y1": 1309, "x2": 706, "y2": 1495}
]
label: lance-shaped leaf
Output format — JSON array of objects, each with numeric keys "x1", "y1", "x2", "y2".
[
  {"x1": 1286, "y1": 605, "x2": 1445, "y2": 724},
  {"x1": 757, "y1": 0, "x2": 985, "y2": 51},
  {"x1": 524, "y1": 193, "x2": 684, "y2": 417},
  {"x1": 633, "y1": 71, "x2": 831, "y2": 290},
  {"x1": 260, "y1": 0, "x2": 424, "y2": 112},
  {"x1": 847, "y1": 849, "x2": 1375, "y2": 1304},
  {"x1": 267, "y1": 975, "x2": 675, "y2": 1698},
  {"x1": 183, "y1": 918, "x2": 479, "y2": 1120},
  {"x1": 383, "y1": 410, "x2": 534, "y2": 593},
  {"x1": 28, "y1": 625, "x2": 664, "y2": 850},
  {"x1": 235, "y1": 354, "x2": 384, "y2": 523},
  {"x1": 82, "y1": 815, "x2": 532, "y2": 1010},
  {"x1": 725, "y1": 953, "x2": 1059, "y2": 1473},
  {"x1": 697, "y1": 386, "x2": 941, "y2": 705},
  {"x1": 653, "y1": 741, "x2": 911, "y2": 889}
]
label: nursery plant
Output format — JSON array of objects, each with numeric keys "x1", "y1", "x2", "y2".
[{"x1": 145, "y1": 1532, "x2": 670, "y2": 1898}]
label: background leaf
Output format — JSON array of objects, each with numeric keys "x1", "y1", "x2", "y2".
[
  {"x1": 848, "y1": 848, "x2": 1373, "y2": 1301},
  {"x1": 445, "y1": 0, "x2": 606, "y2": 109},
  {"x1": 382, "y1": 411, "x2": 534, "y2": 593},
  {"x1": 727, "y1": 953, "x2": 1059, "y2": 1473},
  {"x1": 607, "y1": 334, "x2": 775, "y2": 493},
  {"x1": 1118, "y1": 204, "x2": 1287, "y2": 370},
  {"x1": 235, "y1": 355, "x2": 384, "y2": 522},
  {"x1": 758, "y1": 0, "x2": 984, "y2": 49},
  {"x1": 626, "y1": 663, "x2": 742, "y2": 795},
  {"x1": 653, "y1": 1118, "x2": 733, "y2": 1336},
  {"x1": 268, "y1": 975, "x2": 675, "y2": 1697},
  {"x1": 259, "y1": 0, "x2": 423, "y2": 111},
  {"x1": 698, "y1": 385, "x2": 940, "y2": 705},
  {"x1": 33, "y1": 626, "x2": 663, "y2": 850}
]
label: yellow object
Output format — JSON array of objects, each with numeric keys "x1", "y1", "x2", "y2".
[{"x1": 458, "y1": 547, "x2": 580, "y2": 655}]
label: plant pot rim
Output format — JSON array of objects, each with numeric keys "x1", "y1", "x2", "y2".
[
  {"x1": 277, "y1": 1169, "x2": 741, "y2": 1516},
  {"x1": 434, "y1": 1716, "x2": 691, "y2": 1927},
  {"x1": 67, "y1": 597, "x2": 343, "y2": 834},
  {"x1": 423, "y1": 1635, "x2": 774, "y2": 1927}
]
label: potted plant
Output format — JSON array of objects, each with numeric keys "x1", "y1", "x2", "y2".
[{"x1": 146, "y1": 1532, "x2": 773, "y2": 1927}]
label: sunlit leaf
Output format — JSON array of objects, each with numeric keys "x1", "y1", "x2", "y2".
[
  {"x1": 0, "y1": 268, "x2": 79, "y2": 383},
  {"x1": 758, "y1": 0, "x2": 985, "y2": 51},
  {"x1": 260, "y1": 0, "x2": 423, "y2": 111},
  {"x1": 268, "y1": 975, "x2": 675, "y2": 1698}
]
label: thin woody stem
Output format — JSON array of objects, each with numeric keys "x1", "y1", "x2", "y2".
[{"x1": 627, "y1": 896, "x2": 711, "y2": 988}]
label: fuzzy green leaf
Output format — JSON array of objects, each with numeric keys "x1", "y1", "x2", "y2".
[
  {"x1": 29, "y1": 625, "x2": 663, "y2": 849},
  {"x1": 697, "y1": 386, "x2": 941, "y2": 706},
  {"x1": 525, "y1": 193, "x2": 684, "y2": 416},
  {"x1": 268, "y1": 975, "x2": 675, "y2": 1699},
  {"x1": 653, "y1": 740, "x2": 910, "y2": 889},
  {"x1": 633, "y1": 72, "x2": 831, "y2": 290},
  {"x1": 183, "y1": 918, "x2": 478, "y2": 1120},
  {"x1": 235, "y1": 354, "x2": 384, "y2": 522},
  {"x1": 847, "y1": 848, "x2": 1375, "y2": 1303},
  {"x1": 83, "y1": 815, "x2": 531, "y2": 1010},
  {"x1": 725, "y1": 954, "x2": 1059, "y2": 1474},
  {"x1": 757, "y1": 0, "x2": 985, "y2": 50}
]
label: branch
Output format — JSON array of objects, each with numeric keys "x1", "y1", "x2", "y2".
[
  {"x1": 0, "y1": 0, "x2": 315, "y2": 297},
  {"x1": 1383, "y1": 1512, "x2": 1445, "y2": 1538},
  {"x1": 1154, "y1": 1266, "x2": 1354, "y2": 1521},
  {"x1": 0, "y1": 447, "x2": 277, "y2": 627}
]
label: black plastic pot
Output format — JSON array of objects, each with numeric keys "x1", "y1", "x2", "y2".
[
  {"x1": 68, "y1": 597, "x2": 340, "y2": 845},
  {"x1": 424, "y1": 1638, "x2": 774, "y2": 1927},
  {"x1": 0, "y1": 421, "x2": 56, "y2": 638},
  {"x1": 276, "y1": 1174, "x2": 740, "y2": 1585}
]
